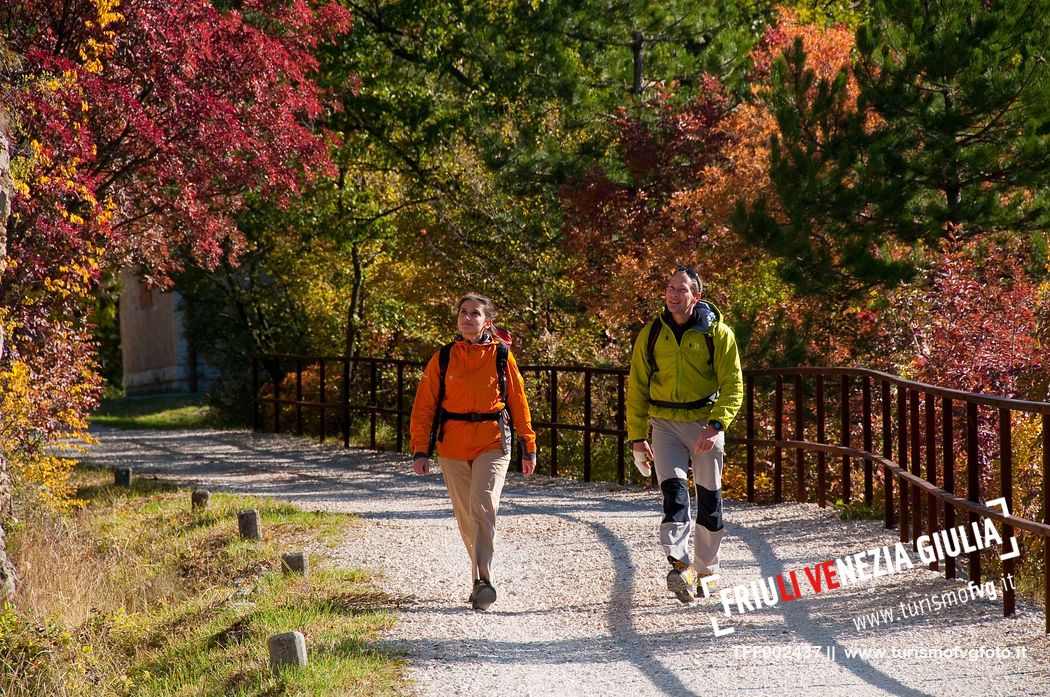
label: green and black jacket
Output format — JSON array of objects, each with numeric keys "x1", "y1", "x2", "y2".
[{"x1": 626, "y1": 301, "x2": 744, "y2": 442}]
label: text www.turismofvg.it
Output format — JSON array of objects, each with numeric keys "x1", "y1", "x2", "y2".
[{"x1": 850, "y1": 574, "x2": 1015, "y2": 631}]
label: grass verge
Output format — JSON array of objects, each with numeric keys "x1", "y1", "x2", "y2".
[
  {"x1": 90, "y1": 394, "x2": 215, "y2": 430},
  {"x1": 1, "y1": 467, "x2": 404, "y2": 696}
]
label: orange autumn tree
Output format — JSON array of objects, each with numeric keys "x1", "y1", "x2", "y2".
[
  {"x1": 561, "y1": 11, "x2": 861, "y2": 366},
  {"x1": 561, "y1": 78, "x2": 737, "y2": 349}
]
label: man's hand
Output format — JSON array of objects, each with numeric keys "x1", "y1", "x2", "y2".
[
  {"x1": 693, "y1": 424, "x2": 720, "y2": 453},
  {"x1": 522, "y1": 455, "x2": 537, "y2": 476},
  {"x1": 632, "y1": 441, "x2": 654, "y2": 477},
  {"x1": 412, "y1": 456, "x2": 431, "y2": 475}
]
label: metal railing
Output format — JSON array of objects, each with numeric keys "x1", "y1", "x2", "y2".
[
  {"x1": 251, "y1": 354, "x2": 1050, "y2": 632},
  {"x1": 250, "y1": 354, "x2": 635, "y2": 482}
]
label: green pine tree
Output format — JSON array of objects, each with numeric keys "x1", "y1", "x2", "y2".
[{"x1": 735, "y1": 0, "x2": 1050, "y2": 298}]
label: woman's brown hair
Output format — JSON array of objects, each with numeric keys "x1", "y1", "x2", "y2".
[
  {"x1": 455, "y1": 294, "x2": 511, "y2": 345},
  {"x1": 455, "y1": 293, "x2": 497, "y2": 321}
]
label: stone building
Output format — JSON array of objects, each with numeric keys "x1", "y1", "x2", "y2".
[{"x1": 119, "y1": 270, "x2": 208, "y2": 395}]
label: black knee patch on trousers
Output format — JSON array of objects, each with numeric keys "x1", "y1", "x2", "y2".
[
  {"x1": 661, "y1": 478, "x2": 690, "y2": 524},
  {"x1": 695, "y1": 484, "x2": 723, "y2": 531}
]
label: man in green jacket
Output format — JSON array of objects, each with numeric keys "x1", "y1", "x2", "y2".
[{"x1": 627, "y1": 267, "x2": 744, "y2": 603}]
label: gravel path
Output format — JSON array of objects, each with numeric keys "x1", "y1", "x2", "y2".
[{"x1": 83, "y1": 428, "x2": 1050, "y2": 697}]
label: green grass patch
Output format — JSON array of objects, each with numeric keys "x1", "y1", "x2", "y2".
[
  {"x1": 835, "y1": 499, "x2": 884, "y2": 521},
  {"x1": 2, "y1": 468, "x2": 403, "y2": 696},
  {"x1": 89, "y1": 394, "x2": 215, "y2": 430}
]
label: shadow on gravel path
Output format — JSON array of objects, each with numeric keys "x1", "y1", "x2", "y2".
[{"x1": 82, "y1": 428, "x2": 1050, "y2": 697}]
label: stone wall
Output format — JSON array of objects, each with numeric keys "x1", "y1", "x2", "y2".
[{"x1": 119, "y1": 269, "x2": 201, "y2": 395}]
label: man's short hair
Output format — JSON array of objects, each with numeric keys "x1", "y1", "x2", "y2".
[{"x1": 672, "y1": 266, "x2": 702, "y2": 295}]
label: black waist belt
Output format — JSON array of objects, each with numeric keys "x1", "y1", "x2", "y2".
[
  {"x1": 442, "y1": 410, "x2": 502, "y2": 423},
  {"x1": 437, "y1": 409, "x2": 504, "y2": 443},
  {"x1": 649, "y1": 393, "x2": 718, "y2": 410}
]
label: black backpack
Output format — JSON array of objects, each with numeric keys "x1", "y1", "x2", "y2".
[
  {"x1": 427, "y1": 341, "x2": 512, "y2": 456},
  {"x1": 644, "y1": 318, "x2": 718, "y2": 410},
  {"x1": 645, "y1": 317, "x2": 715, "y2": 376}
]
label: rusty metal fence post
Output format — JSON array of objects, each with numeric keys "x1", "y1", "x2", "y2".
[
  {"x1": 817, "y1": 375, "x2": 826, "y2": 507},
  {"x1": 925, "y1": 392, "x2": 937, "y2": 570},
  {"x1": 942, "y1": 396, "x2": 956, "y2": 580},
  {"x1": 341, "y1": 357, "x2": 350, "y2": 448},
  {"x1": 841, "y1": 375, "x2": 851, "y2": 504},
  {"x1": 550, "y1": 368, "x2": 559, "y2": 477},
  {"x1": 794, "y1": 374, "x2": 805, "y2": 502},
  {"x1": 898, "y1": 384, "x2": 909, "y2": 542},
  {"x1": 295, "y1": 358, "x2": 303, "y2": 437},
  {"x1": 583, "y1": 370, "x2": 592, "y2": 482},
  {"x1": 1000, "y1": 408, "x2": 1014, "y2": 616},
  {"x1": 774, "y1": 374, "x2": 783, "y2": 503},
  {"x1": 862, "y1": 376, "x2": 873, "y2": 506},
  {"x1": 617, "y1": 372, "x2": 626, "y2": 485},
  {"x1": 909, "y1": 389, "x2": 921, "y2": 546},
  {"x1": 881, "y1": 380, "x2": 893, "y2": 527},
  {"x1": 966, "y1": 402, "x2": 981, "y2": 583},
  {"x1": 396, "y1": 362, "x2": 405, "y2": 452},
  {"x1": 746, "y1": 375, "x2": 755, "y2": 503}
]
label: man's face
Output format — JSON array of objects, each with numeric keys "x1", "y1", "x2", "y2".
[{"x1": 665, "y1": 271, "x2": 700, "y2": 316}]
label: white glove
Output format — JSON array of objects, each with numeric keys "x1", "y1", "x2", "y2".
[{"x1": 633, "y1": 449, "x2": 653, "y2": 478}]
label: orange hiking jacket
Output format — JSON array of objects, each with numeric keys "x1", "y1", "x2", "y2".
[{"x1": 410, "y1": 339, "x2": 537, "y2": 461}]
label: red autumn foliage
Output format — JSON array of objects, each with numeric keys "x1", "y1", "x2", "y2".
[
  {"x1": 3, "y1": 0, "x2": 351, "y2": 276},
  {"x1": 906, "y1": 240, "x2": 1043, "y2": 510},
  {"x1": 0, "y1": 0, "x2": 350, "y2": 465},
  {"x1": 561, "y1": 80, "x2": 736, "y2": 342},
  {"x1": 911, "y1": 245, "x2": 1040, "y2": 397}
]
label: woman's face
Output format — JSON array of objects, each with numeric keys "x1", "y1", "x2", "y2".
[{"x1": 457, "y1": 300, "x2": 491, "y2": 340}]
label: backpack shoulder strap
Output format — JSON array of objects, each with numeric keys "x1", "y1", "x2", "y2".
[
  {"x1": 436, "y1": 342, "x2": 454, "y2": 405},
  {"x1": 427, "y1": 342, "x2": 456, "y2": 456},
  {"x1": 495, "y1": 342, "x2": 518, "y2": 457},
  {"x1": 495, "y1": 342, "x2": 509, "y2": 404},
  {"x1": 705, "y1": 332, "x2": 715, "y2": 366},
  {"x1": 438, "y1": 342, "x2": 454, "y2": 377},
  {"x1": 645, "y1": 317, "x2": 662, "y2": 380}
]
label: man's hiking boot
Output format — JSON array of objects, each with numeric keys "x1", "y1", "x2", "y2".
[
  {"x1": 471, "y1": 579, "x2": 497, "y2": 611},
  {"x1": 696, "y1": 573, "x2": 718, "y2": 599},
  {"x1": 666, "y1": 559, "x2": 697, "y2": 604}
]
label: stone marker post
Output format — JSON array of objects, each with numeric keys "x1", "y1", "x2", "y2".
[
  {"x1": 237, "y1": 509, "x2": 262, "y2": 540},
  {"x1": 281, "y1": 551, "x2": 309, "y2": 575},
  {"x1": 191, "y1": 490, "x2": 210, "y2": 510},
  {"x1": 268, "y1": 631, "x2": 308, "y2": 673}
]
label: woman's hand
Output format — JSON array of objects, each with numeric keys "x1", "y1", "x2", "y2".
[
  {"x1": 522, "y1": 455, "x2": 537, "y2": 476},
  {"x1": 412, "y1": 456, "x2": 431, "y2": 475}
]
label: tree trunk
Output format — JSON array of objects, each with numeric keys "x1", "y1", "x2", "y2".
[
  {"x1": 0, "y1": 109, "x2": 18, "y2": 600},
  {"x1": 942, "y1": 89, "x2": 962, "y2": 229},
  {"x1": 337, "y1": 243, "x2": 367, "y2": 442},
  {"x1": 344, "y1": 242, "x2": 364, "y2": 366}
]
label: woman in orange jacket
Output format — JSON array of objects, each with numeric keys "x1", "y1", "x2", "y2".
[{"x1": 410, "y1": 294, "x2": 538, "y2": 611}]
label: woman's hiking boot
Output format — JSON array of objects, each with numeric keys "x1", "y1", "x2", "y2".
[{"x1": 471, "y1": 579, "x2": 497, "y2": 611}]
